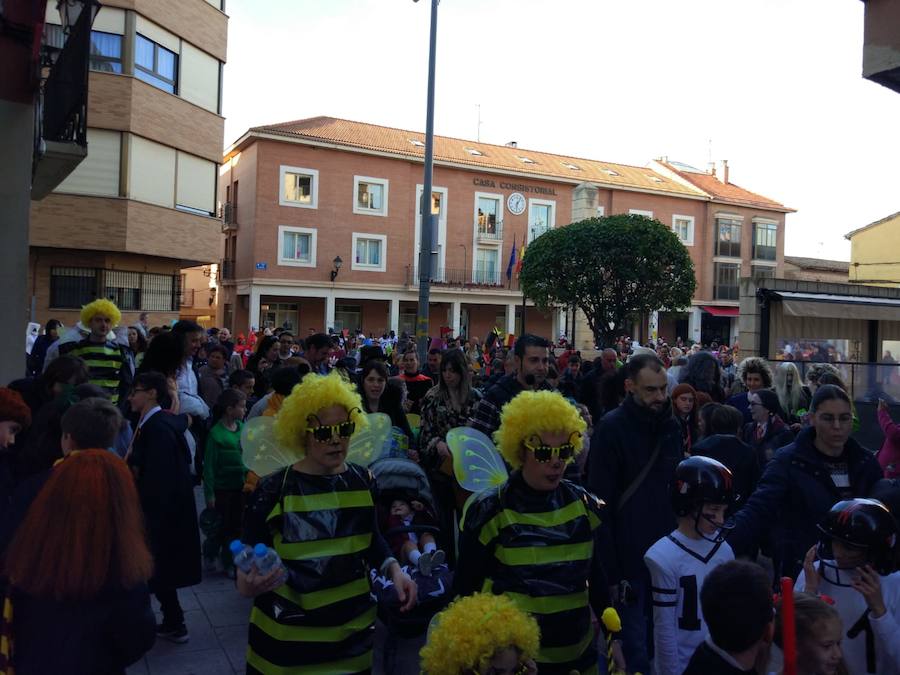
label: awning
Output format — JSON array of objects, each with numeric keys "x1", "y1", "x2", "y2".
[
  {"x1": 701, "y1": 305, "x2": 739, "y2": 317},
  {"x1": 775, "y1": 291, "x2": 900, "y2": 321}
]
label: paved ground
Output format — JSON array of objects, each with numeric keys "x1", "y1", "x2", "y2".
[{"x1": 126, "y1": 489, "x2": 424, "y2": 674}]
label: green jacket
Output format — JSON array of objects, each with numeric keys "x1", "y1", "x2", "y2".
[{"x1": 203, "y1": 420, "x2": 247, "y2": 502}]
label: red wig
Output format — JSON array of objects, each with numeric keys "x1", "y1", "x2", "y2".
[
  {"x1": 0, "y1": 388, "x2": 30, "y2": 429},
  {"x1": 5, "y1": 450, "x2": 153, "y2": 600}
]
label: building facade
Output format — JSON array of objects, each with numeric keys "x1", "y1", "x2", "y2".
[
  {"x1": 28, "y1": 0, "x2": 228, "y2": 329},
  {"x1": 783, "y1": 256, "x2": 850, "y2": 284},
  {"x1": 218, "y1": 117, "x2": 792, "y2": 345},
  {"x1": 846, "y1": 211, "x2": 900, "y2": 288}
]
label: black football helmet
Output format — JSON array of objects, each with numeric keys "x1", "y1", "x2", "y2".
[
  {"x1": 816, "y1": 498, "x2": 899, "y2": 584},
  {"x1": 670, "y1": 456, "x2": 736, "y2": 542}
]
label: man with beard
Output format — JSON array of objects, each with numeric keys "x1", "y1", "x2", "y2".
[
  {"x1": 586, "y1": 353, "x2": 683, "y2": 674},
  {"x1": 468, "y1": 334, "x2": 551, "y2": 439}
]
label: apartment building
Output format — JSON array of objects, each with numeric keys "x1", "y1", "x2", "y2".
[
  {"x1": 28, "y1": 0, "x2": 228, "y2": 328},
  {"x1": 218, "y1": 116, "x2": 792, "y2": 345}
]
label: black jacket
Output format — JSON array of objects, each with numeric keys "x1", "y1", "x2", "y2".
[
  {"x1": 12, "y1": 584, "x2": 155, "y2": 675},
  {"x1": 741, "y1": 418, "x2": 795, "y2": 466},
  {"x1": 468, "y1": 375, "x2": 551, "y2": 439},
  {"x1": 682, "y1": 641, "x2": 755, "y2": 675},
  {"x1": 129, "y1": 411, "x2": 201, "y2": 591},
  {"x1": 690, "y1": 434, "x2": 760, "y2": 514},
  {"x1": 730, "y1": 426, "x2": 883, "y2": 580},
  {"x1": 586, "y1": 395, "x2": 683, "y2": 583}
]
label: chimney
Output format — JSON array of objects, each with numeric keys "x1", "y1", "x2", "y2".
[
  {"x1": 720, "y1": 159, "x2": 729, "y2": 184},
  {"x1": 505, "y1": 141, "x2": 517, "y2": 148},
  {"x1": 708, "y1": 162, "x2": 716, "y2": 177}
]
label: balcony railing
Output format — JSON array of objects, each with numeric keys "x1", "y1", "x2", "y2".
[
  {"x1": 219, "y1": 259, "x2": 236, "y2": 281},
  {"x1": 179, "y1": 288, "x2": 195, "y2": 308},
  {"x1": 476, "y1": 220, "x2": 503, "y2": 241},
  {"x1": 405, "y1": 266, "x2": 519, "y2": 291}
]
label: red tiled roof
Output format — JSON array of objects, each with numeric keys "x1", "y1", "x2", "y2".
[
  {"x1": 240, "y1": 116, "x2": 707, "y2": 198},
  {"x1": 656, "y1": 160, "x2": 794, "y2": 212}
]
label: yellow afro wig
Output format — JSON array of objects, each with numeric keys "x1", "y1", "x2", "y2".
[
  {"x1": 494, "y1": 390, "x2": 586, "y2": 469},
  {"x1": 80, "y1": 298, "x2": 121, "y2": 328},
  {"x1": 419, "y1": 593, "x2": 540, "y2": 675},
  {"x1": 274, "y1": 371, "x2": 368, "y2": 455}
]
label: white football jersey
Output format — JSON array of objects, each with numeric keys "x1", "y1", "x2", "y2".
[
  {"x1": 796, "y1": 564, "x2": 900, "y2": 675},
  {"x1": 645, "y1": 529, "x2": 735, "y2": 675}
]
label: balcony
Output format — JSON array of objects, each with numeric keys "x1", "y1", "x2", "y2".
[
  {"x1": 219, "y1": 259, "x2": 236, "y2": 281},
  {"x1": 405, "y1": 266, "x2": 519, "y2": 291},
  {"x1": 476, "y1": 219, "x2": 503, "y2": 242},
  {"x1": 179, "y1": 288, "x2": 195, "y2": 308}
]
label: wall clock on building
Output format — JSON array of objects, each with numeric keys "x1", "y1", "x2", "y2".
[{"x1": 507, "y1": 192, "x2": 526, "y2": 216}]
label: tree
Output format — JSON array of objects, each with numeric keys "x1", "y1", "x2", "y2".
[{"x1": 519, "y1": 214, "x2": 696, "y2": 346}]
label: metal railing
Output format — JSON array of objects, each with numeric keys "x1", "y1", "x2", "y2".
[
  {"x1": 219, "y1": 259, "x2": 236, "y2": 281},
  {"x1": 790, "y1": 360, "x2": 900, "y2": 404},
  {"x1": 476, "y1": 220, "x2": 503, "y2": 241},
  {"x1": 49, "y1": 266, "x2": 180, "y2": 311},
  {"x1": 405, "y1": 266, "x2": 519, "y2": 290},
  {"x1": 178, "y1": 288, "x2": 195, "y2": 308}
]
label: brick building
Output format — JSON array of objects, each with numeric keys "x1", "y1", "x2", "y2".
[
  {"x1": 28, "y1": 0, "x2": 228, "y2": 328},
  {"x1": 218, "y1": 117, "x2": 792, "y2": 345}
]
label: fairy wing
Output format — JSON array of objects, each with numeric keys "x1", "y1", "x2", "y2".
[
  {"x1": 347, "y1": 412, "x2": 393, "y2": 466},
  {"x1": 240, "y1": 416, "x2": 297, "y2": 476},
  {"x1": 446, "y1": 426, "x2": 508, "y2": 494}
]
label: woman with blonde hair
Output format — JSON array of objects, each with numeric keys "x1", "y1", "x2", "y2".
[
  {"x1": 455, "y1": 390, "x2": 622, "y2": 675},
  {"x1": 239, "y1": 371, "x2": 416, "y2": 674},
  {"x1": 420, "y1": 592, "x2": 540, "y2": 675},
  {"x1": 4, "y1": 450, "x2": 155, "y2": 674}
]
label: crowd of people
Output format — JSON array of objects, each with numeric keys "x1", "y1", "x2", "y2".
[{"x1": 3, "y1": 301, "x2": 900, "y2": 674}]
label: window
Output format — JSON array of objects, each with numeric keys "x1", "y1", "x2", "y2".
[
  {"x1": 562, "y1": 162, "x2": 581, "y2": 170},
  {"x1": 672, "y1": 215, "x2": 695, "y2": 246},
  {"x1": 715, "y1": 217, "x2": 742, "y2": 257},
  {"x1": 476, "y1": 194, "x2": 501, "y2": 235},
  {"x1": 44, "y1": 26, "x2": 122, "y2": 73},
  {"x1": 56, "y1": 128, "x2": 121, "y2": 197},
  {"x1": 334, "y1": 305, "x2": 362, "y2": 333},
  {"x1": 629, "y1": 209, "x2": 654, "y2": 218},
  {"x1": 135, "y1": 34, "x2": 178, "y2": 94},
  {"x1": 465, "y1": 148, "x2": 483, "y2": 156},
  {"x1": 714, "y1": 262, "x2": 740, "y2": 300},
  {"x1": 415, "y1": 185, "x2": 448, "y2": 280},
  {"x1": 175, "y1": 151, "x2": 216, "y2": 215},
  {"x1": 279, "y1": 165, "x2": 318, "y2": 208},
  {"x1": 753, "y1": 222, "x2": 777, "y2": 261},
  {"x1": 516, "y1": 156, "x2": 536, "y2": 164},
  {"x1": 353, "y1": 176, "x2": 389, "y2": 216},
  {"x1": 50, "y1": 267, "x2": 98, "y2": 308},
  {"x1": 278, "y1": 226, "x2": 317, "y2": 267},
  {"x1": 352, "y1": 233, "x2": 387, "y2": 272},
  {"x1": 179, "y1": 41, "x2": 220, "y2": 113},
  {"x1": 50, "y1": 267, "x2": 178, "y2": 311},
  {"x1": 409, "y1": 139, "x2": 425, "y2": 147},
  {"x1": 127, "y1": 135, "x2": 176, "y2": 207},
  {"x1": 528, "y1": 199, "x2": 555, "y2": 242},
  {"x1": 751, "y1": 264, "x2": 776, "y2": 280},
  {"x1": 474, "y1": 247, "x2": 500, "y2": 285},
  {"x1": 603, "y1": 168, "x2": 620, "y2": 176},
  {"x1": 261, "y1": 303, "x2": 299, "y2": 331}
]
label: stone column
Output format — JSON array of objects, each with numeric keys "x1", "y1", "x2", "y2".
[
  {"x1": 325, "y1": 294, "x2": 336, "y2": 333},
  {"x1": 506, "y1": 303, "x2": 516, "y2": 337},
  {"x1": 249, "y1": 287, "x2": 261, "y2": 333},
  {"x1": 689, "y1": 306, "x2": 703, "y2": 345},
  {"x1": 389, "y1": 297, "x2": 400, "y2": 336},
  {"x1": 451, "y1": 300, "x2": 461, "y2": 338}
]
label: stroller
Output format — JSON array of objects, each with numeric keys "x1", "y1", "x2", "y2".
[{"x1": 369, "y1": 456, "x2": 454, "y2": 640}]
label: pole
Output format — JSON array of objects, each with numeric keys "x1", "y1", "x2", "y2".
[{"x1": 416, "y1": 0, "x2": 439, "y2": 364}]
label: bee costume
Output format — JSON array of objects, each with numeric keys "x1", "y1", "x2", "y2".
[
  {"x1": 451, "y1": 391, "x2": 610, "y2": 675},
  {"x1": 240, "y1": 372, "x2": 397, "y2": 674}
]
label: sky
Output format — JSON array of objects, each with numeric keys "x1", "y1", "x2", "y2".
[{"x1": 221, "y1": 0, "x2": 900, "y2": 261}]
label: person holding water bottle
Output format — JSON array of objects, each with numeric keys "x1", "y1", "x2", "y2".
[{"x1": 238, "y1": 371, "x2": 417, "y2": 675}]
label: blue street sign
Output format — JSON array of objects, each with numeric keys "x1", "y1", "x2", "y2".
[{"x1": 255, "y1": 262, "x2": 268, "y2": 270}]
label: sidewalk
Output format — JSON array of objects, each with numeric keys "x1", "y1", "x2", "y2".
[{"x1": 126, "y1": 572, "x2": 252, "y2": 675}]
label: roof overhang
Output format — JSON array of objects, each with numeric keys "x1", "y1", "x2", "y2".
[
  {"x1": 771, "y1": 291, "x2": 900, "y2": 322},
  {"x1": 701, "y1": 305, "x2": 740, "y2": 317}
]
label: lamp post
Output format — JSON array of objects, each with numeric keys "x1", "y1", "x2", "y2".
[
  {"x1": 414, "y1": 0, "x2": 439, "y2": 363},
  {"x1": 330, "y1": 255, "x2": 343, "y2": 282}
]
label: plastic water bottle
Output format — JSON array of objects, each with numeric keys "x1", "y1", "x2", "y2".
[
  {"x1": 253, "y1": 543, "x2": 288, "y2": 583},
  {"x1": 230, "y1": 540, "x2": 254, "y2": 573}
]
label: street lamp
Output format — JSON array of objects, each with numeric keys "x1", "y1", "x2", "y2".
[
  {"x1": 57, "y1": 0, "x2": 102, "y2": 36},
  {"x1": 330, "y1": 256, "x2": 343, "y2": 282}
]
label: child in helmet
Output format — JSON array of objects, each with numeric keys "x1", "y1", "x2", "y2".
[
  {"x1": 799, "y1": 494, "x2": 900, "y2": 675},
  {"x1": 644, "y1": 456, "x2": 736, "y2": 675}
]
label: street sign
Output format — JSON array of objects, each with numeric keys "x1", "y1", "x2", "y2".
[{"x1": 255, "y1": 262, "x2": 268, "y2": 270}]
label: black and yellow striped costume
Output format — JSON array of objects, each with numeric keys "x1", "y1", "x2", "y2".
[
  {"x1": 242, "y1": 463, "x2": 393, "y2": 674},
  {"x1": 58, "y1": 338, "x2": 132, "y2": 405},
  {"x1": 455, "y1": 471, "x2": 609, "y2": 675}
]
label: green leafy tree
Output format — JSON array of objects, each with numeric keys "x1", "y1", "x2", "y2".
[{"x1": 519, "y1": 214, "x2": 696, "y2": 346}]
